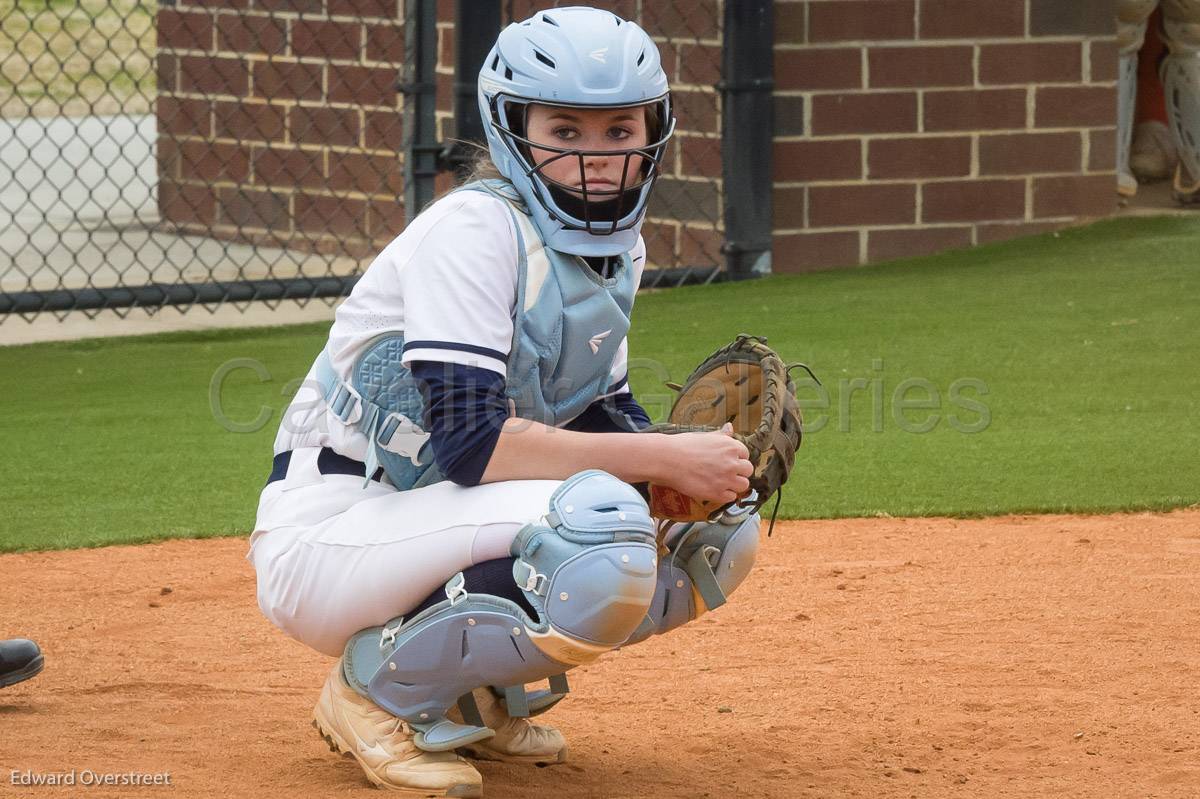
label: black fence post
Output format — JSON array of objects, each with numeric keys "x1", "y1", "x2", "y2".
[
  {"x1": 720, "y1": 0, "x2": 774, "y2": 280},
  {"x1": 401, "y1": 0, "x2": 439, "y2": 222},
  {"x1": 440, "y1": 0, "x2": 503, "y2": 179}
]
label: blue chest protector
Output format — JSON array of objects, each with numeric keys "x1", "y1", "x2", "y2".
[{"x1": 310, "y1": 180, "x2": 638, "y2": 489}]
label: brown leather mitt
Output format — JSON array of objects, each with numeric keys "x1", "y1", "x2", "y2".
[{"x1": 643, "y1": 334, "x2": 812, "y2": 526}]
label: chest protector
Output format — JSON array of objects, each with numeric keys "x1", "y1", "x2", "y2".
[{"x1": 310, "y1": 180, "x2": 638, "y2": 490}]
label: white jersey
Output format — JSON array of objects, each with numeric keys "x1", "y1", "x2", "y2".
[{"x1": 273, "y1": 189, "x2": 646, "y2": 462}]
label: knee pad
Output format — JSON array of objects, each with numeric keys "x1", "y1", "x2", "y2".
[
  {"x1": 624, "y1": 509, "x2": 760, "y2": 646},
  {"x1": 1117, "y1": 0, "x2": 1157, "y2": 52},
  {"x1": 1162, "y1": 50, "x2": 1200, "y2": 178},
  {"x1": 1164, "y1": 1, "x2": 1200, "y2": 52},
  {"x1": 343, "y1": 470, "x2": 657, "y2": 752}
]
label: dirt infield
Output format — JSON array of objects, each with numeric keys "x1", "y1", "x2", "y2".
[{"x1": 2, "y1": 511, "x2": 1198, "y2": 798}]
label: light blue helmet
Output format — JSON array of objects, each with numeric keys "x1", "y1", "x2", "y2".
[{"x1": 477, "y1": 6, "x2": 675, "y2": 256}]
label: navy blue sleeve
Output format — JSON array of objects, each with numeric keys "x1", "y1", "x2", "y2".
[
  {"x1": 564, "y1": 392, "x2": 652, "y2": 433},
  {"x1": 411, "y1": 361, "x2": 509, "y2": 487}
]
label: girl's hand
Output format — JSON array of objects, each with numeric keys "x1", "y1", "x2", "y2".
[{"x1": 660, "y1": 423, "x2": 754, "y2": 505}]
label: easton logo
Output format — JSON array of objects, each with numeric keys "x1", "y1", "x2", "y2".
[
  {"x1": 588, "y1": 329, "x2": 612, "y2": 354},
  {"x1": 589, "y1": 47, "x2": 608, "y2": 63}
]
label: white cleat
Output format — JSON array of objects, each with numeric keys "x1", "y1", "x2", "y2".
[
  {"x1": 452, "y1": 688, "x2": 568, "y2": 767},
  {"x1": 313, "y1": 662, "x2": 483, "y2": 796}
]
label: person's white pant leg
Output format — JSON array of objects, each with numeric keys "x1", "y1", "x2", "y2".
[{"x1": 247, "y1": 450, "x2": 562, "y2": 656}]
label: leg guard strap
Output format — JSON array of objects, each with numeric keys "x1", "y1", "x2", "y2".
[{"x1": 344, "y1": 470, "x2": 657, "y2": 753}]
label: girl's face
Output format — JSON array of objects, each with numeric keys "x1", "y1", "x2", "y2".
[{"x1": 524, "y1": 103, "x2": 651, "y2": 198}]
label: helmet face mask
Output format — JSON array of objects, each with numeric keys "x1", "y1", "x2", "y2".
[
  {"x1": 476, "y1": 7, "x2": 675, "y2": 256},
  {"x1": 487, "y1": 93, "x2": 676, "y2": 237}
]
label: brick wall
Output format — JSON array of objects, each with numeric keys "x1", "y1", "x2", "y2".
[
  {"x1": 156, "y1": 0, "x2": 409, "y2": 259},
  {"x1": 772, "y1": 0, "x2": 1118, "y2": 272},
  {"x1": 157, "y1": 0, "x2": 726, "y2": 273}
]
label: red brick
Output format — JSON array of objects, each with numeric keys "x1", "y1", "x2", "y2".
[
  {"x1": 219, "y1": 187, "x2": 291, "y2": 231},
  {"x1": 646, "y1": 0, "x2": 719, "y2": 40},
  {"x1": 812, "y1": 92, "x2": 918, "y2": 136},
  {"x1": 329, "y1": 151, "x2": 403, "y2": 194},
  {"x1": 1030, "y1": 0, "x2": 1111, "y2": 36},
  {"x1": 773, "y1": 231, "x2": 860, "y2": 272},
  {"x1": 867, "y1": 135, "x2": 971, "y2": 179},
  {"x1": 776, "y1": 48, "x2": 862, "y2": 92},
  {"x1": 160, "y1": 182, "x2": 217, "y2": 226},
  {"x1": 255, "y1": 61, "x2": 324, "y2": 102},
  {"x1": 158, "y1": 98, "x2": 211, "y2": 137},
  {"x1": 977, "y1": 220, "x2": 1068, "y2": 244},
  {"x1": 924, "y1": 89, "x2": 1027, "y2": 132},
  {"x1": 157, "y1": 136, "x2": 180, "y2": 180},
  {"x1": 1032, "y1": 175, "x2": 1118, "y2": 218},
  {"x1": 364, "y1": 111, "x2": 403, "y2": 150},
  {"x1": 809, "y1": 1, "x2": 916, "y2": 43},
  {"x1": 1035, "y1": 86, "x2": 1117, "y2": 128},
  {"x1": 922, "y1": 179, "x2": 1025, "y2": 223},
  {"x1": 1090, "y1": 40, "x2": 1118, "y2": 83},
  {"x1": 680, "y1": 226, "x2": 723, "y2": 265},
  {"x1": 673, "y1": 90, "x2": 719, "y2": 134},
  {"x1": 1087, "y1": 128, "x2": 1116, "y2": 172},
  {"x1": 810, "y1": 183, "x2": 916, "y2": 227},
  {"x1": 368, "y1": 198, "x2": 406, "y2": 240},
  {"x1": 775, "y1": 139, "x2": 862, "y2": 182},
  {"x1": 181, "y1": 140, "x2": 250, "y2": 183},
  {"x1": 180, "y1": 55, "x2": 248, "y2": 96},
  {"x1": 867, "y1": 226, "x2": 972, "y2": 261},
  {"x1": 255, "y1": 0, "x2": 322, "y2": 13},
  {"x1": 252, "y1": 146, "x2": 326, "y2": 189},
  {"x1": 216, "y1": 15, "x2": 287, "y2": 55},
  {"x1": 658, "y1": 137, "x2": 679, "y2": 176},
  {"x1": 329, "y1": 0, "x2": 400, "y2": 18},
  {"x1": 775, "y1": 2, "x2": 806, "y2": 45},
  {"x1": 437, "y1": 25, "x2": 454, "y2": 70},
  {"x1": 654, "y1": 39, "x2": 679, "y2": 84},
  {"x1": 505, "y1": 0, "x2": 539, "y2": 19},
  {"x1": 291, "y1": 106, "x2": 361, "y2": 147},
  {"x1": 366, "y1": 23, "x2": 405, "y2": 63},
  {"x1": 641, "y1": 222, "x2": 678, "y2": 268},
  {"x1": 918, "y1": 0, "x2": 1025, "y2": 39},
  {"x1": 869, "y1": 45, "x2": 973, "y2": 89},
  {"x1": 979, "y1": 132, "x2": 1082, "y2": 175},
  {"x1": 773, "y1": 186, "x2": 806, "y2": 229},
  {"x1": 214, "y1": 101, "x2": 286, "y2": 142},
  {"x1": 680, "y1": 135, "x2": 721, "y2": 177},
  {"x1": 678, "y1": 43, "x2": 722, "y2": 88},
  {"x1": 574, "y1": 0, "x2": 637, "y2": 20},
  {"x1": 296, "y1": 193, "x2": 370, "y2": 237},
  {"x1": 157, "y1": 53, "x2": 177, "y2": 93},
  {"x1": 436, "y1": 71, "x2": 454, "y2": 112},
  {"x1": 158, "y1": 9, "x2": 213, "y2": 51},
  {"x1": 980, "y1": 42, "x2": 1083, "y2": 85},
  {"x1": 294, "y1": 20, "x2": 362, "y2": 60},
  {"x1": 329, "y1": 65, "x2": 397, "y2": 107}
]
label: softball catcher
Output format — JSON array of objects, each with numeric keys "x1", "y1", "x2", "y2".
[
  {"x1": 1117, "y1": 0, "x2": 1200, "y2": 202},
  {"x1": 247, "y1": 7, "x2": 804, "y2": 796}
]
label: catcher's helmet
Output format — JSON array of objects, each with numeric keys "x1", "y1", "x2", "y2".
[{"x1": 478, "y1": 6, "x2": 675, "y2": 256}]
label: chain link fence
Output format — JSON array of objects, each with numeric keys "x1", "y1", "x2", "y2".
[{"x1": 1, "y1": 0, "x2": 727, "y2": 323}]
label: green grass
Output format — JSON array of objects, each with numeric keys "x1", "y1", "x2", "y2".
[{"x1": 2, "y1": 215, "x2": 1198, "y2": 551}]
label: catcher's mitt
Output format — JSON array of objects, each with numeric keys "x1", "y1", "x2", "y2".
[{"x1": 643, "y1": 334, "x2": 813, "y2": 532}]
